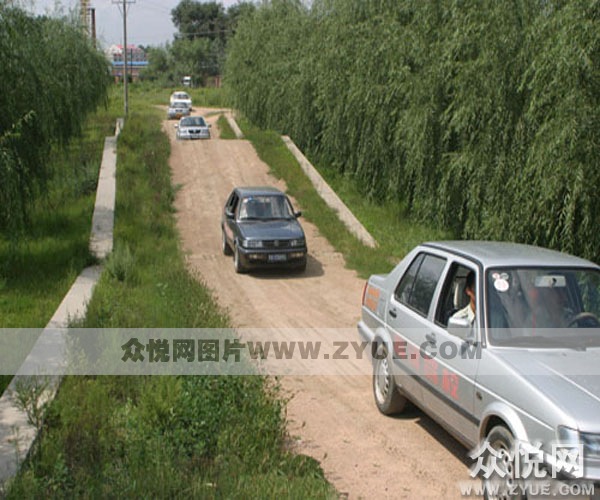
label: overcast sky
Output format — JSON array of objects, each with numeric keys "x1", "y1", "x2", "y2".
[{"x1": 28, "y1": 0, "x2": 243, "y2": 47}]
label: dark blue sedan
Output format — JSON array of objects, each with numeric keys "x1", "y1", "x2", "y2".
[{"x1": 221, "y1": 187, "x2": 308, "y2": 273}]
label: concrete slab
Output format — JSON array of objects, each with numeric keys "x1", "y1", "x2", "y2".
[
  {"x1": 225, "y1": 112, "x2": 244, "y2": 139},
  {"x1": 281, "y1": 136, "x2": 378, "y2": 248},
  {"x1": 90, "y1": 136, "x2": 117, "y2": 260}
]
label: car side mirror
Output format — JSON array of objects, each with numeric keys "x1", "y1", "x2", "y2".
[
  {"x1": 447, "y1": 316, "x2": 474, "y2": 341},
  {"x1": 294, "y1": 211, "x2": 302, "y2": 218},
  {"x1": 174, "y1": 124, "x2": 179, "y2": 128}
]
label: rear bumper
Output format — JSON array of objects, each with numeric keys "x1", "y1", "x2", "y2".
[{"x1": 178, "y1": 133, "x2": 210, "y2": 140}]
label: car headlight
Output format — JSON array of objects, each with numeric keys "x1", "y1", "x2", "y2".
[
  {"x1": 558, "y1": 426, "x2": 600, "y2": 459},
  {"x1": 242, "y1": 239, "x2": 263, "y2": 249},
  {"x1": 289, "y1": 238, "x2": 305, "y2": 247}
]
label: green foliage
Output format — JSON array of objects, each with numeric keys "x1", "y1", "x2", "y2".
[
  {"x1": 171, "y1": 0, "x2": 228, "y2": 42},
  {"x1": 0, "y1": 5, "x2": 111, "y2": 233},
  {"x1": 142, "y1": 1, "x2": 256, "y2": 86},
  {"x1": 217, "y1": 114, "x2": 236, "y2": 139},
  {"x1": 105, "y1": 243, "x2": 136, "y2": 283},
  {"x1": 225, "y1": 0, "x2": 600, "y2": 262}
]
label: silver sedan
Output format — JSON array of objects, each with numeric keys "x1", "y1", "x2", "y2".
[
  {"x1": 175, "y1": 116, "x2": 211, "y2": 140},
  {"x1": 358, "y1": 241, "x2": 600, "y2": 497}
]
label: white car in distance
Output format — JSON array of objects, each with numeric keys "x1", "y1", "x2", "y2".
[{"x1": 169, "y1": 91, "x2": 192, "y2": 111}]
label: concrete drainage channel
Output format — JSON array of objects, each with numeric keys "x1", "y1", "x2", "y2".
[
  {"x1": 0, "y1": 119, "x2": 122, "y2": 489},
  {"x1": 0, "y1": 112, "x2": 376, "y2": 491}
]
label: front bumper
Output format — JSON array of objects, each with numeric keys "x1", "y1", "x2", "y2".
[
  {"x1": 178, "y1": 132, "x2": 210, "y2": 140},
  {"x1": 237, "y1": 246, "x2": 307, "y2": 269}
]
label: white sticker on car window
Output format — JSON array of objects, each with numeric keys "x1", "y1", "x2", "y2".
[{"x1": 494, "y1": 279, "x2": 509, "y2": 292}]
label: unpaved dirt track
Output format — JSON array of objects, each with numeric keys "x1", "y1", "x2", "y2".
[{"x1": 166, "y1": 109, "x2": 475, "y2": 499}]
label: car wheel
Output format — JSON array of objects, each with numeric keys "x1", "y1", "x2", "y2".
[
  {"x1": 234, "y1": 243, "x2": 246, "y2": 274},
  {"x1": 482, "y1": 426, "x2": 525, "y2": 500},
  {"x1": 295, "y1": 258, "x2": 307, "y2": 273},
  {"x1": 372, "y1": 343, "x2": 407, "y2": 415},
  {"x1": 222, "y1": 229, "x2": 233, "y2": 256}
]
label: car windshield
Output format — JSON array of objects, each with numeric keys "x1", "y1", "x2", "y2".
[
  {"x1": 180, "y1": 117, "x2": 206, "y2": 127},
  {"x1": 174, "y1": 93, "x2": 189, "y2": 100},
  {"x1": 486, "y1": 267, "x2": 600, "y2": 348},
  {"x1": 238, "y1": 195, "x2": 294, "y2": 220}
]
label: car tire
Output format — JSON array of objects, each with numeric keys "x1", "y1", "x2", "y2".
[
  {"x1": 482, "y1": 426, "x2": 525, "y2": 500},
  {"x1": 372, "y1": 343, "x2": 407, "y2": 415},
  {"x1": 222, "y1": 229, "x2": 233, "y2": 256},
  {"x1": 234, "y1": 243, "x2": 246, "y2": 274},
  {"x1": 295, "y1": 258, "x2": 307, "y2": 273}
]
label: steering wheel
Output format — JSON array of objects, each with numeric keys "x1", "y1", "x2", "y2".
[{"x1": 568, "y1": 312, "x2": 600, "y2": 328}]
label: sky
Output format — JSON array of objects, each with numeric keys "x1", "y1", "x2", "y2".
[{"x1": 28, "y1": 0, "x2": 242, "y2": 48}]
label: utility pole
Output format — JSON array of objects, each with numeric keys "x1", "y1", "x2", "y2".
[
  {"x1": 90, "y1": 8, "x2": 96, "y2": 48},
  {"x1": 79, "y1": 0, "x2": 96, "y2": 48},
  {"x1": 113, "y1": 0, "x2": 136, "y2": 116}
]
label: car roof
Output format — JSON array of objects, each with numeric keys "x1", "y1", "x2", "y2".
[
  {"x1": 422, "y1": 240, "x2": 598, "y2": 269},
  {"x1": 234, "y1": 186, "x2": 286, "y2": 197}
]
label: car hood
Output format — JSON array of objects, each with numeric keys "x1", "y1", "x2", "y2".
[
  {"x1": 492, "y1": 348, "x2": 600, "y2": 430},
  {"x1": 238, "y1": 219, "x2": 304, "y2": 240}
]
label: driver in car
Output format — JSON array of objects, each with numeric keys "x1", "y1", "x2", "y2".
[{"x1": 450, "y1": 271, "x2": 476, "y2": 325}]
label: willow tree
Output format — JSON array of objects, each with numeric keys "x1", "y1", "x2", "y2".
[
  {"x1": 0, "y1": 6, "x2": 110, "y2": 233},
  {"x1": 225, "y1": 0, "x2": 600, "y2": 262}
]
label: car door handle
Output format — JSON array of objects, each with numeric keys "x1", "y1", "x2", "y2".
[
  {"x1": 389, "y1": 309, "x2": 397, "y2": 318},
  {"x1": 425, "y1": 333, "x2": 437, "y2": 345}
]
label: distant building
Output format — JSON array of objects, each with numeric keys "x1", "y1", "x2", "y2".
[{"x1": 106, "y1": 44, "x2": 148, "y2": 82}]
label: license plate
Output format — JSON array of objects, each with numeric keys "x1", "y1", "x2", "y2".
[{"x1": 268, "y1": 254, "x2": 287, "y2": 262}]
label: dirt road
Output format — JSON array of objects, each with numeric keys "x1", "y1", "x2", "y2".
[{"x1": 166, "y1": 109, "x2": 475, "y2": 499}]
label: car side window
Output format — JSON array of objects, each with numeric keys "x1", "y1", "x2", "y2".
[
  {"x1": 395, "y1": 253, "x2": 446, "y2": 317},
  {"x1": 435, "y1": 263, "x2": 477, "y2": 328},
  {"x1": 226, "y1": 193, "x2": 238, "y2": 215}
]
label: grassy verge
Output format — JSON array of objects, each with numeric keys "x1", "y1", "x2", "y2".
[
  {"x1": 137, "y1": 82, "x2": 229, "y2": 109},
  {"x1": 5, "y1": 86, "x2": 334, "y2": 498},
  {"x1": 217, "y1": 114, "x2": 236, "y2": 139},
  {"x1": 238, "y1": 118, "x2": 450, "y2": 278},
  {"x1": 0, "y1": 96, "x2": 120, "y2": 393}
]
